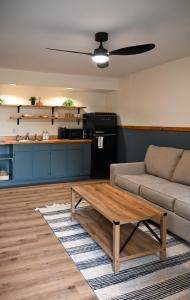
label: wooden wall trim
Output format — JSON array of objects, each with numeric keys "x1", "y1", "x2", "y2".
[{"x1": 118, "y1": 125, "x2": 190, "y2": 132}]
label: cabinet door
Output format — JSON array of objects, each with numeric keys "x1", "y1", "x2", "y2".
[
  {"x1": 67, "y1": 148, "x2": 82, "y2": 176},
  {"x1": 67, "y1": 143, "x2": 91, "y2": 177},
  {"x1": 81, "y1": 143, "x2": 91, "y2": 175},
  {"x1": 14, "y1": 151, "x2": 33, "y2": 180},
  {"x1": 33, "y1": 151, "x2": 50, "y2": 179},
  {"x1": 51, "y1": 149, "x2": 67, "y2": 177}
]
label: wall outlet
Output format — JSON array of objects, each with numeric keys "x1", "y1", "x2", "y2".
[{"x1": 12, "y1": 128, "x2": 18, "y2": 134}]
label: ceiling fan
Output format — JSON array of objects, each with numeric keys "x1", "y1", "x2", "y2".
[{"x1": 46, "y1": 32, "x2": 155, "y2": 68}]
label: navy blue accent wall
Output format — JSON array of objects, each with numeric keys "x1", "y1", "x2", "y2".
[{"x1": 117, "y1": 128, "x2": 190, "y2": 163}]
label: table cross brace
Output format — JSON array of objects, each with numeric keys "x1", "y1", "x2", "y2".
[
  {"x1": 120, "y1": 220, "x2": 161, "y2": 253},
  {"x1": 75, "y1": 197, "x2": 83, "y2": 208}
]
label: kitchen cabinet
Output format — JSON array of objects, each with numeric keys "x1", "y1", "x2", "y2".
[
  {"x1": 14, "y1": 150, "x2": 33, "y2": 180},
  {"x1": 0, "y1": 145, "x2": 13, "y2": 181},
  {"x1": 67, "y1": 143, "x2": 91, "y2": 176},
  {"x1": 14, "y1": 145, "x2": 51, "y2": 181},
  {"x1": 67, "y1": 148, "x2": 83, "y2": 176},
  {"x1": 13, "y1": 145, "x2": 33, "y2": 181},
  {"x1": 4, "y1": 142, "x2": 91, "y2": 186},
  {"x1": 50, "y1": 143, "x2": 91, "y2": 178},
  {"x1": 33, "y1": 148, "x2": 50, "y2": 179},
  {"x1": 50, "y1": 148, "x2": 67, "y2": 177}
]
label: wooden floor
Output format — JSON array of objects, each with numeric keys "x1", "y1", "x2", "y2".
[{"x1": 0, "y1": 180, "x2": 105, "y2": 300}]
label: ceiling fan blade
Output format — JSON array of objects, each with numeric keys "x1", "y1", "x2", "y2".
[
  {"x1": 109, "y1": 44, "x2": 155, "y2": 56},
  {"x1": 46, "y1": 48, "x2": 92, "y2": 56}
]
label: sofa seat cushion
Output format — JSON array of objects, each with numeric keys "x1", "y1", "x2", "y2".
[
  {"x1": 140, "y1": 184, "x2": 175, "y2": 211},
  {"x1": 175, "y1": 198, "x2": 190, "y2": 221},
  {"x1": 172, "y1": 150, "x2": 190, "y2": 185},
  {"x1": 115, "y1": 173, "x2": 167, "y2": 195},
  {"x1": 165, "y1": 182, "x2": 190, "y2": 221},
  {"x1": 144, "y1": 145, "x2": 183, "y2": 180},
  {"x1": 140, "y1": 181, "x2": 190, "y2": 214}
]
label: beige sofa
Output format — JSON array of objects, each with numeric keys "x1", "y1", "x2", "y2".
[{"x1": 110, "y1": 145, "x2": 190, "y2": 242}]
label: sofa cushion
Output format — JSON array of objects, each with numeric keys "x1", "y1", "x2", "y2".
[
  {"x1": 144, "y1": 145, "x2": 183, "y2": 180},
  {"x1": 174, "y1": 199, "x2": 190, "y2": 221},
  {"x1": 164, "y1": 182, "x2": 190, "y2": 221},
  {"x1": 140, "y1": 181, "x2": 190, "y2": 215},
  {"x1": 172, "y1": 150, "x2": 190, "y2": 185},
  {"x1": 115, "y1": 173, "x2": 167, "y2": 195},
  {"x1": 140, "y1": 184, "x2": 175, "y2": 211}
]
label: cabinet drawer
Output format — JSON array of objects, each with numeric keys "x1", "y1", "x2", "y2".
[
  {"x1": 51, "y1": 143, "x2": 80, "y2": 150},
  {"x1": 33, "y1": 144, "x2": 50, "y2": 151},
  {"x1": 13, "y1": 144, "x2": 33, "y2": 152}
]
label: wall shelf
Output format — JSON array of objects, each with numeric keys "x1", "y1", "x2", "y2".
[
  {"x1": 6, "y1": 105, "x2": 87, "y2": 125},
  {"x1": 0, "y1": 104, "x2": 86, "y2": 109},
  {"x1": 10, "y1": 116, "x2": 81, "y2": 122},
  {"x1": 0, "y1": 154, "x2": 13, "y2": 160}
]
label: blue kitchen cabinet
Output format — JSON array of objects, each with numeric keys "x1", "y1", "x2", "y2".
[
  {"x1": 67, "y1": 143, "x2": 91, "y2": 176},
  {"x1": 67, "y1": 148, "x2": 83, "y2": 176},
  {"x1": 33, "y1": 150, "x2": 50, "y2": 179},
  {"x1": 51, "y1": 148, "x2": 67, "y2": 177},
  {"x1": 0, "y1": 145, "x2": 13, "y2": 183},
  {"x1": 81, "y1": 143, "x2": 91, "y2": 175},
  {"x1": 50, "y1": 143, "x2": 91, "y2": 178},
  {"x1": 4, "y1": 142, "x2": 92, "y2": 186},
  {"x1": 14, "y1": 149, "x2": 33, "y2": 180},
  {"x1": 13, "y1": 144, "x2": 50, "y2": 181}
]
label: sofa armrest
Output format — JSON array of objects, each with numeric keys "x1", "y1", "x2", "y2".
[{"x1": 110, "y1": 162, "x2": 145, "y2": 186}]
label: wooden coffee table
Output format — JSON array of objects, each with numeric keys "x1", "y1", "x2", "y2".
[{"x1": 71, "y1": 182, "x2": 167, "y2": 272}]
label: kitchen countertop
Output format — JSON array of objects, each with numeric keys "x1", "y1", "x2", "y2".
[{"x1": 0, "y1": 138, "x2": 93, "y2": 145}]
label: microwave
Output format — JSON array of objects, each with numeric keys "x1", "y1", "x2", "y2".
[{"x1": 58, "y1": 127, "x2": 84, "y2": 139}]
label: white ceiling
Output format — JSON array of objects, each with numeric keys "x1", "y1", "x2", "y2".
[{"x1": 0, "y1": 0, "x2": 190, "y2": 78}]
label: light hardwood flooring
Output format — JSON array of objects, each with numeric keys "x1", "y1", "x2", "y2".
[{"x1": 0, "y1": 180, "x2": 105, "y2": 300}]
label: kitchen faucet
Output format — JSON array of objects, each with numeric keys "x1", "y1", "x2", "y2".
[
  {"x1": 25, "y1": 132, "x2": 30, "y2": 140},
  {"x1": 16, "y1": 135, "x2": 20, "y2": 141}
]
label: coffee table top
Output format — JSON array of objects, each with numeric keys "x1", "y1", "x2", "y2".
[{"x1": 71, "y1": 183, "x2": 165, "y2": 224}]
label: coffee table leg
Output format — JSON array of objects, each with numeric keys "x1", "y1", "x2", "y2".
[
  {"x1": 71, "y1": 188, "x2": 76, "y2": 221},
  {"x1": 113, "y1": 221, "x2": 120, "y2": 273},
  {"x1": 160, "y1": 213, "x2": 167, "y2": 260}
]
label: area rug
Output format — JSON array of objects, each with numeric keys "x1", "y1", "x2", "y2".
[{"x1": 35, "y1": 203, "x2": 190, "y2": 300}]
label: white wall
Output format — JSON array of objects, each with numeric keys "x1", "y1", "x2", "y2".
[
  {"x1": 1, "y1": 55, "x2": 190, "y2": 136},
  {"x1": 0, "y1": 84, "x2": 107, "y2": 136},
  {"x1": 0, "y1": 68, "x2": 119, "y2": 91},
  {"x1": 106, "y1": 56, "x2": 190, "y2": 126}
]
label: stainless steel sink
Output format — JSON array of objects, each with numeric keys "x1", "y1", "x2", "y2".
[
  {"x1": 17, "y1": 139, "x2": 34, "y2": 142},
  {"x1": 17, "y1": 139, "x2": 44, "y2": 143}
]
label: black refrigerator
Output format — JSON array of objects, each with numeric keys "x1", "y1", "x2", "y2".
[{"x1": 83, "y1": 112, "x2": 117, "y2": 178}]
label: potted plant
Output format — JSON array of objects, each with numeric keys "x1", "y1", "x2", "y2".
[
  {"x1": 0, "y1": 98, "x2": 5, "y2": 105},
  {"x1": 62, "y1": 98, "x2": 74, "y2": 106},
  {"x1": 29, "y1": 96, "x2": 37, "y2": 106}
]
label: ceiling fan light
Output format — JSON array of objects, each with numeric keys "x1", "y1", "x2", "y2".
[{"x1": 92, "y1": 55, "x2": 109, "y2": 64}]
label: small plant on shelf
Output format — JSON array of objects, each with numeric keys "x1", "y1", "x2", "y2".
[
  {"x1": 29, "y1": 96, "x2": 37, "y2": 106},
  {"x1": 0, "y1": 98, "x2": 5, "y2": 105},
  {"x1": 62, "y1": 98, "x2": 74, "y2": 106}
]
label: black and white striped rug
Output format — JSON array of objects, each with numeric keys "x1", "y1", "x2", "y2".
[{"x1": 36, "y1": 203, "x2": 190, "y2": 300}]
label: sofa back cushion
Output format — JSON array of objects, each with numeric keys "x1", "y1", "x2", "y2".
[
  {"x1": 172, "y1": 150, "x2": 190, "y2": 185},
  {"x1": 144, "y1": 145, "x2": 183, "y2": 180}
]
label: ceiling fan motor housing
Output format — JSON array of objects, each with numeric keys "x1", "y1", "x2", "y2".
[
  {"x1": 94, "y1": 47, "x2": 108, "y2": 56},
  {"x1": 95, "y1": 32, "x2": 108, "y2": 43}
]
